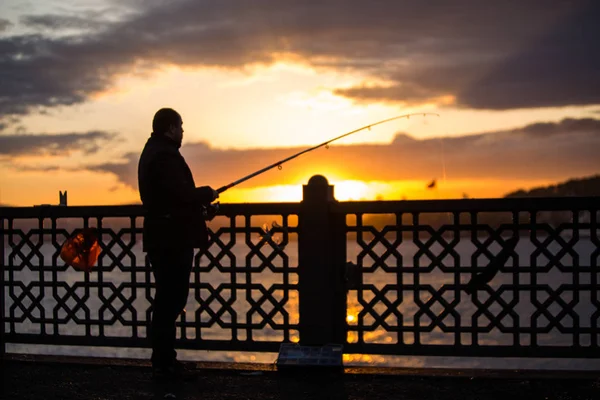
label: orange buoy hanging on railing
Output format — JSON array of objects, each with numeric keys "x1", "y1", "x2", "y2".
[{"x1": 59, "y1": 228, "x2": 100, "y2": 272}]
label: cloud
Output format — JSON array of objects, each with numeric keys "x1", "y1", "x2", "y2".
[
  {"x1": 88, "y1": 152, "x2": 139, "y2": 188},
  {"x1": 0, "y1": 0, "x2": 598, "y2": 125},
  {"x1": 519, "y1": 118, "x2": 600, "y2": 137},
  {"x1": 0, "y1": 33, "x2": 124, "y2": 119},
  {"x1": 9, "y1": 165, "x2": 64, "y2": 172},
  {"x1": 89, "y1": 118, "x2": 600, "y2": 190},
  {"x1": 333, "y1": 2, "x2": 600, "y2": 109},
  {"x1": 0, "y1": 19, "x2": 12, "y2": 32},
  {"x1": 0, "y1": 130, "x2": 118, "y2": 157},
  {"x1": 20, "y1": 14, "x2": 107, "y2": 31}
]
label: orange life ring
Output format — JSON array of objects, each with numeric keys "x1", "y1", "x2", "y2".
[{"x1": 60, "y1": 228, "x2": 100, "y2": 272}]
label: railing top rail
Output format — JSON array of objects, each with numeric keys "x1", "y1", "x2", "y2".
[
  {"x1": 333, "y1": 196, "x2": 600, "y2": 213},
  {"x1": 1, "y1": 196, "x2": 598, "y2": 219},
  {"x1": 218, "y1": 203, "x2": 301, "y2": 215},
  {"x1": 0, "y1": 205, "x2": 145, "y2": 219},
  {"x1": 0, "y1": 202, "x2": 302, "y2": 219}
]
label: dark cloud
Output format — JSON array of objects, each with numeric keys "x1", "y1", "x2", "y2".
[
  {"x1": 0, "y1": 0, "x2": 598, "y2": 125},
  {"x1": 90, "y1": 118, "x2": 600, "y2": 191},
  {"x1": 519, "y1": 118, "x2": 600, "y2": 137},
  {"x1": 335, "y1": 83, "x2": 445, "y2": 106},
  {"x1": 0, "y1": 19, "x2": 12, "y2": 32},
  {"x1": 456, "y1": 4, "x2": 600, "y2": 110},
  {"x1": 334, "y1": 2, "x2": 600, "y2": 109},
  {"x1": 10, "y1": 165, "x2": 63, "y2": 172},
  {"x1": 20, "y1": 14, "x2": 107, "y2": 31},
  {"x1": 89, "y1": 152, "x2": 139, "y2": 188},
  {"x1": 0, "y1": 131, "x2": 118, "y2": 156},
  {"x1": 0, "y1": 33, "x2": 126, "y2": 119}
]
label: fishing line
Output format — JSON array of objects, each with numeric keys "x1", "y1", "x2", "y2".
[{"x1": 216, "y1": 112, "x2": 440, "y2": 194}]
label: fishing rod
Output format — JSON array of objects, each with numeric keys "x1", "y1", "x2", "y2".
[
  {"x1": 216, "y1": 112, "x2": 439, "y2": 194},
  {"x1": 61, "y1": 113, "x2": 439, "y2": 269}
]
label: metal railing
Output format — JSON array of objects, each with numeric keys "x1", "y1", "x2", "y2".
[{"x1": 1, "y1": 175, "x2": 599, "y2": 360}]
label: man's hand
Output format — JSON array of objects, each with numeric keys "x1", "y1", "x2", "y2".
[{"x1": 196, "y1": 186, "x2": 219, "y2": 204}]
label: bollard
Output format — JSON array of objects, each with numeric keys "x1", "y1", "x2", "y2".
[{"x1": 298, "y1": 175, "x2": 347, "y2": 346}]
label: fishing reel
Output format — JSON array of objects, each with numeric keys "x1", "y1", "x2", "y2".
[{"x1": 202, "y1": 202, "x2": 220, "y2": 221}]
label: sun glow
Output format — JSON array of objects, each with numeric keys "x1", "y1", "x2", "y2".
[
  {"x1": 218, "y1": 184, "x2": 303, "y2": 203},
  {"x1": 332, "y1": 180, "x2": 371, "y2": 201},
  {"x1": 219, "y1": 179, "x2": 389, "y2": 203},
  {"x1": 215, "y1": 177, "x2": 551, "y2": 205}
]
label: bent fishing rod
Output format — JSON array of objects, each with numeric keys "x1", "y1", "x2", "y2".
[{"x1": 216, "y1": 112, "x2": 439, "y2": 194}]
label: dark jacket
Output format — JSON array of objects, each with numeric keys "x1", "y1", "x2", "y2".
[{"x1": 138, "y1": 134, "x2": 214, "y2": 251}]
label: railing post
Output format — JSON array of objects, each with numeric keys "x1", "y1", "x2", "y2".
[{"x1": 298, "y1": 175, "x2": 347, "y2": 345}]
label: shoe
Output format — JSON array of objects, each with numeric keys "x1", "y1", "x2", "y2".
[
  {"x1": 152, "y1": 360, "x2": 195, "y2": 382},
  {"x1": 152, "y1": 365, "x2": 176, "y2": 381},
  {"x1": 171, "y1": 360, "x2": 189, "y2": 374}
]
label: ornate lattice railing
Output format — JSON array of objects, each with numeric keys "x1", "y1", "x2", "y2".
[
  {"x1": 1, "y1": 176, "x2": 599, "y2": 360},
  {"x1": 338, "y1": 197, "x2": 600, "y2": 358},
  {"x1": 1, "y1": 203, "x2": 300, "y2": 353}
]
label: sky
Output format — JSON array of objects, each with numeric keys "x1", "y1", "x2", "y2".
[{"x1": 0, "y1": 0, "x2": 599, "y2": 206}]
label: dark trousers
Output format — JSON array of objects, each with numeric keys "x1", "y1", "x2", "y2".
[{"x1": 148, "y1": 247, "x2": 194, "y2": 367}]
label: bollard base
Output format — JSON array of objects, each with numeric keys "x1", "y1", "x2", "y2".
[{"x1": 276, "y1": 343, "x2": 343, "y2": 372}]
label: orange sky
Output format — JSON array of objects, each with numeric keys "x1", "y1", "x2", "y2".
[{"x1": 0, "y1": 1, "x2": 599, "y2": 206}]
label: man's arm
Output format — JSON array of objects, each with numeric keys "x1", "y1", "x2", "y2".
[{"x1": 150, "y1": 152, "x2": 216, "y2": 205}]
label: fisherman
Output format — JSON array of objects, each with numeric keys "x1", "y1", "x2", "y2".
[{"x1": 138, "y1": 108, "x2": 218, "y2": 380}]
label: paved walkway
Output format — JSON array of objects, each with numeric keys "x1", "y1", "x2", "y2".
[{"x1": 3, "y1": 354, "x2": 600, "y2": 400}]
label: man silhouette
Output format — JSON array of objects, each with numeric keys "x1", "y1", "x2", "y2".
[{"x1": 138, "y1": 108, "x2": 218, "y2": 380}]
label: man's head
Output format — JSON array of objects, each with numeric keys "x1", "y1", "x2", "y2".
[{"x1": 152, "y1": 108, "x2": 184, "y2": 146}]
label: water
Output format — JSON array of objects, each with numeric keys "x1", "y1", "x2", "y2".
[{"x1": 4, "y1": 236, "x2": 600, "y2": 370}]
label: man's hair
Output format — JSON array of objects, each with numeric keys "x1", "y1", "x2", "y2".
[{"x1": 152, "y1": 108, "x2": 181, "y2": 134}]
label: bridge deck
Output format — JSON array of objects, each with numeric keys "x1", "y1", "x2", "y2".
[{"x1": 3, "y1": 354, "x2": 599, "y2": 400}]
